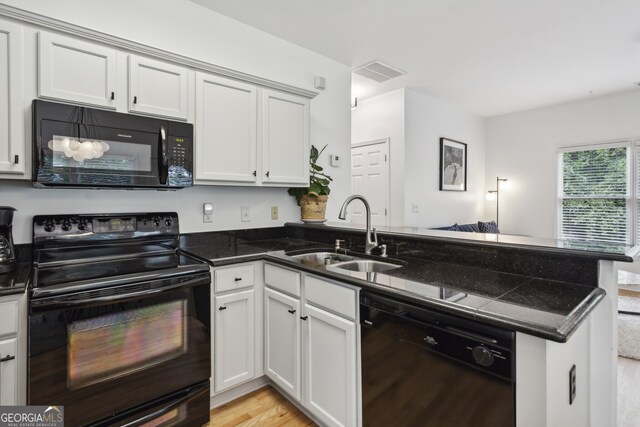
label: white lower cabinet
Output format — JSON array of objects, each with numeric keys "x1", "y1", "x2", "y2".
[
  {"x1": 214, "y1": 289, "x2": 255, "y2": 393},
  {"x1": 264, "y1": 264, "x2": 359, "y2": 427},
  {"x1": 264, "y1": 287, "x2": 301, "y2": 399},
  {"x1": 0, "y1": 336, "x2": 18, "y2": 405},
  {"x1": 303, "y1": 303, "x2": 357, "y2": 427},
  {"x1": 212, "y1": 262, "x2": 264, "y2": 396}
]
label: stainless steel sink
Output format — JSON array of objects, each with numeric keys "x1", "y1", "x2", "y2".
[
  {"x1": 290, "y1": 251, "x2": 354, "y2": 267},
  {"x1": 331, "y1": 259, "x2": 402, "y2": 273}
]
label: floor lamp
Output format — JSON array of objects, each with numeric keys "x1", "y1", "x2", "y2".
[{"x1": 486, "y1": 177, "x2": 508, "y2": 227}]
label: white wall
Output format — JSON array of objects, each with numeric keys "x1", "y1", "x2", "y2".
[
  {"x1": 351, "y1": 88, "x2": 486, "y2": 228},
  {"x1": 0, "y1": 0, "x2": 352, "y2": 244},
  {"x1": 485, "y1": 90, "x2": 640, "y2": 237},
  {"x1": 351, "y1": 89, "x2": 405, "y2": 225},
  {"x1": 404, "y1": 89, "x2": 486, "y2": 228}
]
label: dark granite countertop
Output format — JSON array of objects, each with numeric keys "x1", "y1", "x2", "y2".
[
  {"x1": 0, "y1": 263, "x2": 31, "y2": 296},
  {"x1": 182, "y1": 234, "x2": 604, "y2": 343},
  {"x1": 265, "y1": 248, "x2": 604, "y2": 343},
  {"x1": 286, "y1": 221, "x2": 637, "y2": 262}
]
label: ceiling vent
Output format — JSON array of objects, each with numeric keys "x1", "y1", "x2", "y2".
[{"x1": 352, "y1": 60, "x2": 405, "y2": 83}]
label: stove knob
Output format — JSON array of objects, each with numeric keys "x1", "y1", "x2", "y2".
[
  {"x1": 43, "y1": 222, "x2": 55, "y2": 232},
  {"x1": 153, "y1": 217, "x2": 162, "y2": 228},
  {"x1": 164, "y1": 218, "x2": 173, "y2": 227},
  {"x1": 472, "y1": 346, "x2": 494, "y2": 367},
  {"x1": 77, "y1": 222, "x2": 87, "y2": 231},
  {"x1": 61, "y1": 222, "x2": 72, "y2": 232}
]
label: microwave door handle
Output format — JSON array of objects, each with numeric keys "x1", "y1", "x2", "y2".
[{"x1": 159, "y1": 125, "x2": 168, "y2": 185}]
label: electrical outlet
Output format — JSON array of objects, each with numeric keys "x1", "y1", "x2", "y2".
[
  {"x1": 569, "y1": 364, "x2": 576, "y2": 404},
  {"x1": 412, "y1": 203, "x2": 419, "y2": 213},
  {"x1": 271, "y1": 206, "x2": 279, "y2": 220},
  {"x1": 241, "y1": 206, "x2": 251, "y2": 222},
  {"x1": 203, "y1": 203, "x2": 214, "y2": 223}
]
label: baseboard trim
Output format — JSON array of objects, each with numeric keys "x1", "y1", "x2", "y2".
[{"x1": 210, "y1": 376, "x2": 270, "y2": 408}]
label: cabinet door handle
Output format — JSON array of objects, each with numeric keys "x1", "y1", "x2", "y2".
[
  {"x1": 218, "y1": 306, "x2": 227, "y2": 311},
  {"x1": 300, "y1": 316, "x2": 308, "y2": 321},
  {"x1": 252, "y1": 170, "x2": 257, "y2": 177},
  {"x1": 288, "y1": 309, "x2": 296, "y2": 314},
  {"x1": 234, "y1": 277, "x2": 242, "y2": 282},
  {"x1": 133, "y1": 96, "x2": 138, "y2": 104},
  {"x1": 0, "y1": 355, "x2": 15, "y2": 363},
  {"x1": 265, "y1": 171, "x2": 270, "y2": 178},
  {"x1": 13, "y1": 155, "x2": 19, "y2": 164},
  {"x1": 111, "y1": 91, "x2": 115, "y2": 100}
]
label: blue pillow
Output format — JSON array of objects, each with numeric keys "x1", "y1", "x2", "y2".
[
  {"x1": 478, "y1": 221, "x2": 500, "y2": 233},
  {"x1": 446, "y1": 223, "x2": 461, "y2": 231},
  {"x1": 456, "y1": 223, "x2": 478, "y2": 233}
]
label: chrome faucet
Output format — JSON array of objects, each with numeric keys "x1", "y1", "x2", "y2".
[{"x1": 338, "y1": 195, "x2": 378, "y2": 254}]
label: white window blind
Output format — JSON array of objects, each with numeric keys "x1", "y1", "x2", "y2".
[{"x1": 558, "y1": 144, "x2": 630, "y2": 244}]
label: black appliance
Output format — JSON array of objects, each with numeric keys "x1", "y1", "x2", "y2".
[
  {"x1": 0, "y1": 206, "x2": 17, "y2": 273},
  {"x1": 33, "y1": 100, "x2": 193, "y2": 189},
  {"x1": 360, "y1": 291, "x2": 515, "y2": 427},
  {"x1": 28, "y1": 212, "x2": 211, "y2": 427}
]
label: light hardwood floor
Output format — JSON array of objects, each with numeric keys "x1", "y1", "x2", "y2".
[{"x1": 209, "y1": 386, "x2": 315, "y2": 427}]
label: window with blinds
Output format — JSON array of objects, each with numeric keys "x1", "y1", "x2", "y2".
[{"x1": 557, "y1": 144, "x2": 630, "y2": 244}]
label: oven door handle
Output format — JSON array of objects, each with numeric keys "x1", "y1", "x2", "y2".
[
  {"x1": 159, "y1": 125, "x2": 168, "y2": 185},
  {"x1": 31, "y1": 275, "x2": 209, "y2": 311},
  {"x1": 119, "y1": 385, "x2": 202, "y2": 427}
]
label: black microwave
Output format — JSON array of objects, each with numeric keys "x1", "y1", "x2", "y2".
[{"x1": 33, "y1": 100, "x2": 193, "y2": 189}]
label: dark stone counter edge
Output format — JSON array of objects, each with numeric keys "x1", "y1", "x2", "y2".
[
  {"x1": 182, "y1": 245, "x2": 606, "y2": 343},
  {"x1": 261, "y1": 254, "x2": 605, "y2": 343},
  {"x1": 286, "y1": 222, "x2": 635, "y2": 263}
]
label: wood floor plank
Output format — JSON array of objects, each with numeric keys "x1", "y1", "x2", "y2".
[{"x1": 210, "y1": 386, "x2": 316, "y2": 427}]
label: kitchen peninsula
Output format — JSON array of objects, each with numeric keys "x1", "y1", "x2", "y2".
[{"x1": 180, "y1": 222, "x2": 636, "y2": 427}]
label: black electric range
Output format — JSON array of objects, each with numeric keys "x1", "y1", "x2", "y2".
[{"x1": 28, "y1": 212, "x2": 211, "y2": 427}]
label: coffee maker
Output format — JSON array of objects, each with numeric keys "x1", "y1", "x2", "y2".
[{"x1": 0, "y1": 207, "x2": 17, "y2": 273}]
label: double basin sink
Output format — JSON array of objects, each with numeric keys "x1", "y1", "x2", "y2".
[{"x1": 289, "y1": 251, "x2": 403, "y2": 273}]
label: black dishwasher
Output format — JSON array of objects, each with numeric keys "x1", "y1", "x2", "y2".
[{"x1": 361, "y1": 291, "x2": 515, "y2": 427}]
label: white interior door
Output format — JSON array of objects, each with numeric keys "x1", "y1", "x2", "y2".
[{"x1": 350, "y1": 139, "x2": 390, "y2": 226}]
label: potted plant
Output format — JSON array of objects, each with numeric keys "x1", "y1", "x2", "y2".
[{"x1": 288, "y1": 144, "x2": 333, "y2": 222}]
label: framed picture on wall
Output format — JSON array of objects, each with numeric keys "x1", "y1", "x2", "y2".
[{"x1": 439, "y1": 137, "x2": 467, "y2": 191}]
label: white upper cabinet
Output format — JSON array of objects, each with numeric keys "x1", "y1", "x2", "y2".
[
  {"x1": 38, "y1": 31, "x2": 117, "y2": 109},
  {"x1": 261, "y1": 89, "x2": 310, "y2": 186},
  {"x1": 128, "y1": 55, "x2": 189, "y2": 120},
  {"x1": 0, "y1": 19, "x2": 24, "y2": 175},
  {"x1": 195, "y1": 73, "x2": 257, "y2": 183}
]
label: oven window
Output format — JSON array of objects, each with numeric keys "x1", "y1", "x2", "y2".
[
  {"x1": 68, "y1": 300, "x2": 186, "y2": 389},
  {"x1": 48, "y1": 135, "x2": 152, "y2": 172}
]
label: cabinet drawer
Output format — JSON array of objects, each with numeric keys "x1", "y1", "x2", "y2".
[
  {"x1": 0, "y1": 299, "x2": 18, "y2": 336},
  {"x1": 264, "y1": 264, "x2": 301, "y2": 297},
  {"x1": 214, "y1": 264, "x2": 254, "y2": 293},
  {"x1": 305, "y1": 275, "x2": 357, "y2": 320}
]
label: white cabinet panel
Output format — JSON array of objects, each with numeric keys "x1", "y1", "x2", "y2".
[
  {"x1": 303, "y1": 304, "x2": 357, "y2": 427},
  {"x1": 128, "y1": 55, "x2": 189, "y2": 120},
  {"x1": 38, "y1": 31, "x2": 116, "y2": 109},
  {"x1": 214, "y1": 289, "x2": 255, "y2": 392},
  {"x1": 265, "y1": 287, "x2": 301, "y2": 400},
  {"x1": 0, "y1": 19, "x2": 24, "y2": 175},
  {"x1": 261, "y1": 89, "x2": 310, "y2": 185},
  {"x1": 0, "y1": 337, "x2": 17, "y2": 405},
  {"x1": 195, "y1": 73, "x2": 257, "y2": 183}
]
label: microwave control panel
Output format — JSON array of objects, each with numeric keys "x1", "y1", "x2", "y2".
[{"x1": 168, "y1": 136, "x2": 192, "y2": 170}]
